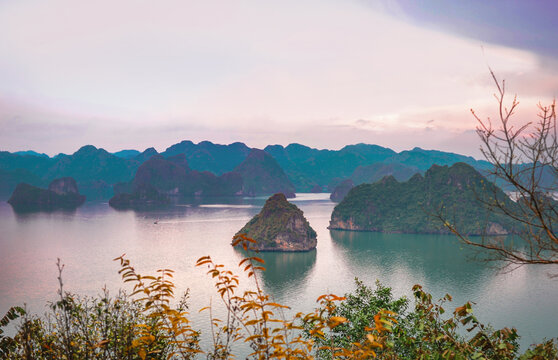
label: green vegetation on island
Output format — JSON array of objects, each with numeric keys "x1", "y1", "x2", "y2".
[
  {"x1": 44, "y1": 145, "x2": 140, "y2": 200},
  {"x1": 109, "y1": 184, "x2": 170, "y2": 209},
  {"x1": 329, "y1": 163, "x2": 420, "y2": 202},
  {"x1": 109, "y1": 155, "x2": 243, "y2": 208},
  {"x1": 235, "y1": 193, "x2": 317, "y2": 251},
  {"x1": 350, "y1": 162, "x2": 420, "y2": 186},
  {"x1": 162, "y1": 140, "x2": 251, "y2": 175},
  {"x1": 330, "y1": 179, "x2": 354, "y2": 202},
  {"x1": 233, "y1": 149, "x2": 296, "y2": 198},
  {"x1": 264, "y1": 143, "x2": 490, "y2": 192},
  {"x1": 108, "y1": 149, "x2": 298, "y2": 208},
  {"x1": 330, "y1": 162, "x2": 516, "y2": 235},
  {"x1": 8, "y1": 177, "x2": 85, "y2": 211},
  {"x1": 264, "y1": 143, "x2": 398, "y2": 192},
  {"x1": 0, "y1": 146, "x2": 138, "y2": 201}
]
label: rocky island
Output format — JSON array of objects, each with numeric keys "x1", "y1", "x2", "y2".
[
  {"x1": 330, "y1": 179, "x2": 354, "y2": 202},
  {"x1": 8, "y1": 177, "x2": 86, "y2": 211},
  {"x1": 109, "y1": 183, "x2": 170, "y2": 209},
  {"x1": 109, "y1": 155, "x2": 244, "y2": 208},
  {"x1": 329, "y1": 162, "x2": 517, "y2": 235},
  {"x1": 235, "y1": 193, "x2": 317, "y2": 251},
  {"x1": 234, "y1": 149, "x2": 296, "y2": 198}
]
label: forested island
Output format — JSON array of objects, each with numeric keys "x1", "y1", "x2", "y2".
[
  {"x1": 235, "y1": 193, "x2": 317, "y2": 251},
  {"x1": 8, "y1": 177, "x2": 85, "y2": 211},
  {"x1": 329, "y1": 162, "x2": 516, "y2": 235},
  {"x1": 2, "y1": 1, "x2": 558, "y2": 357},
  {"x1": 108, "y1": 149, "x2": 295, "y2": 208}
]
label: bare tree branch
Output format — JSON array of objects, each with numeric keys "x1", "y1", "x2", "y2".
[{"x1": 446, "y1": 71, "x2": 558, "y2": 268}]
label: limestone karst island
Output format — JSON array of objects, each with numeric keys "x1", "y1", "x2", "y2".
[
  {"x1": 235, "y1": 193, "x2": 317, "y2": 252},
  {"x1": 1, "y1": 1, "x2": 557, "y2": 358}
]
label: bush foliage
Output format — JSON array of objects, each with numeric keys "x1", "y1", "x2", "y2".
[{"x1": 1, "y1": 236, "x2": 556, "y2": 359}]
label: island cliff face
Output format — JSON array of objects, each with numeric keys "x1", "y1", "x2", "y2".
[
  {"x1": 109, "y1": 184, "x2": 170, "y2": 209},
  {"x1": 109, "y1": 155, "x2": 244, "y2": 208},
  {"x1": 235, "y1": 193, "x2": 317, "y2": 251},
  {"x1": 329, "y1": 162, "x2": 516, "y2": 235},
  {"x1": 350, "y1": 162, "x2": 420, "y2": 185},
  {"x1": 132, "y1": 155, "x2": 188, "y2": 195},
  {"x1": 330, "y1": 179, "x2": 354, "y2": 202},
  {"x1": 234, "y1": 149, "x2": 296, "y2": 198},
  {"x1": 48, "y1": 177, "x2": 83, "y2": 196},
  {"x1": 44, "y1": 145, "x2": 140, "y2": 200},
  {"x1": 8, "y1": 177, "x2": 85, "y2": 211}
]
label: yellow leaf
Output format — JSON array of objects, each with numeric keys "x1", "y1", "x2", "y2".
[
  {"x1": 251, "y1": 257, "x2": 265, "y2": 264},
  {"x1": 330, "y1": 316, "x2": 347, "y2": 323}
]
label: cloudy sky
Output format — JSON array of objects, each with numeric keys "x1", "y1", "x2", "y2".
[{"x1": 1, "y1": 0, "x2": 557, "y2": 157}]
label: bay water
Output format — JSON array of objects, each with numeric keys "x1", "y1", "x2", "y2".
[{"x1": 1, "y1": 193, "x2": 557, "y2": 352}]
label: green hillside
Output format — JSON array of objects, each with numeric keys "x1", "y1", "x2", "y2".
[{"x1": 330, "y1": 162, "x2": 517, "y2": 235}]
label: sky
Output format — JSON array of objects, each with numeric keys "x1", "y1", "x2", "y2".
[{"x1": 1, "y1": 0, "x2": 557, "y2": 158}]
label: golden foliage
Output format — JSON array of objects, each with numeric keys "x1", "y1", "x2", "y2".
[{"x1": 1, "y1": 235, "x2": 555, "y2": 359}]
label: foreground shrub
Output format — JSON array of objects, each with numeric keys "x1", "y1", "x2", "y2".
[{"x1": 0, "y1": 235, "x2": 556, "y2": 359}]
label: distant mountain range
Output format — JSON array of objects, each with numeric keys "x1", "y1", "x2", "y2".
[
  {"x1": 13, "y1": 150, "x2": 49, "y2": 158},
  {"x1": 108, "y1": 149, "x2": 294, "y2": 208},
  {"x1": 0, "y1": 140, "x2": 495, "y2": 201}
]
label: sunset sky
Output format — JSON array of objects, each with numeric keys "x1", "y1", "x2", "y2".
[{"x1": 1, "y1": 0, "x2": 557, "y2": 157}]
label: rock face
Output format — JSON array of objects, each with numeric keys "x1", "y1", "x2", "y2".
[
  {"x1": 41, "y1": 145, "x2": 140, "y2": 201},
  {"x1": 109, "y1": 156, "x2": 180, "y2": 208},
  {"x1": 330, "y1": 179, "x2": 354, "y2": 202},
  {"x1": 329, "y1": 163, "x2": 419, "y2": 202},
  {"x1": 132, "y1": 155, "x2": 188, "y2": 195},
  {"x1": 109, "y1": 184, "x2": 170, "y2": 209},
  {"x1": 264, "y1": 143, "x2": 397, "y2": 192},
  {"x1": 48, "y1": 177, "x2": 81, "y2": 195},
  {"x1": 109, "y1": 155, "x2": 244, "y2": 208},
  {"x1": 235, "y1": 193, "x2": 317, "y2": 251},
  {"x1": 350, "y1": 163, "x2": 420, "y2": 185},
  {"x1": 234, "y1": 149, "x2": 296, "y2": 198},
  {"x1": 8, "y1": 177, "x2": 85, "y2": 211},
  {"x1": 162, "y1": 140, "x2": 251, "y2": 175},
  {"x1": 329, "y1": 162, "x2": 517, "y2": 235}
]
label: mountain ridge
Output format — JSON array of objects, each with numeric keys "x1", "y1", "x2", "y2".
[{"x1": 0, "y1": 141, "x2": 495, "y2": 201}]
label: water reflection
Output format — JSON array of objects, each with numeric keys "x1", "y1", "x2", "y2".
[
  {"x1": 125, "y1": 195, "x2": 269, "y2": 209},
  {"x1": 258, "y1": 250, "x2": 317, "y2": 294},
  {"x1": 1, "y1": 197, "x2": 557, "y2": 352},
  {"x1": 232, "y1": 246, "x2": 317, "y2": 296},
  {"x1": 329, "y1": 230, "x2": 493, "y2": 301},
  {"x1": 176, "y1": 196, "x2": 264, "y2": 207},
  {"x1": 12, "y1": 207, "x2": 79, "y2": 221}
]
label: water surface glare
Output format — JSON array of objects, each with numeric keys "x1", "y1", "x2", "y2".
[{"x1": 1, "y1": 193, "x2": 557, "y2": 351}]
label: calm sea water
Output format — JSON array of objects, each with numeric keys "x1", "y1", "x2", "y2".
[{"x1": 1, "y1": 193, "x2": 557, "y2": 352}]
